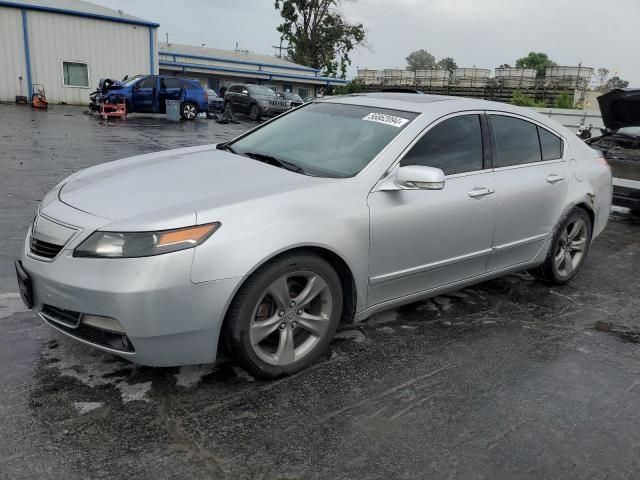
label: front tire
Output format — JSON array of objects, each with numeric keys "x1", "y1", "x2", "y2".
[
  {"x1": 223, "y1": 253, "x2": 343, "y2": 379},
  {"x1": 249, "y1": 104, "x2": 261, "y2": 121},
  {"x1": 181, "y1": 101, "x2": 198, "y2": 120},
  {"x1": 530, "y1": 207, "x2": 593, "y2": 284}
]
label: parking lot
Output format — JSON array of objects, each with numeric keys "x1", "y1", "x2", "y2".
[{"x1": 1, "y1": 103, "x2": 640, "y2": 479}]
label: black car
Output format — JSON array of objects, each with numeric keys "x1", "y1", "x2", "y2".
[
  {"x1": 587, "y1": 88, "x2": 640, "y2": 212},
  {"x1": 224, "y1": 84, "x2": 289, "y2": 121},
  {"x1": 278, "y1": 91, "x2": 304, "y2": 107}
]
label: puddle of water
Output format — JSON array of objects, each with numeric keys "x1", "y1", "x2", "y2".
[{"x1": 0, "y1": 293, "x2": 29, "y2": 319}]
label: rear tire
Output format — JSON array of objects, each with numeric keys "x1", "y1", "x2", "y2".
[
  {"x1": 530, "y1": 207, "x2": 593, "y2": 284},
  {"x1": 181, "y1": 102, "x2": 198, "y2": 120},
  {"x1": 223, "y1": 253, "x2": 343, "y2": 379}
]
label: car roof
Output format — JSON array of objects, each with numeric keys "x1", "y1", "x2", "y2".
[{"x1": 321, "y1": 93, "x2": 572, "y2": 137}]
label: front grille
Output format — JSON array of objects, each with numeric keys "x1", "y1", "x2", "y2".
[
  {"x1": 41, "y1": 304, "x2": 82, "y2": 328},
  {"x1": 42, "y1": 310, "x2": 135, "y2": 353},
  {"x1": 269, "y1": 100, "x2": 288, "y2": 108},
  {"x1": 30, "y1": 237, "x2": 64, "y2": 259}
]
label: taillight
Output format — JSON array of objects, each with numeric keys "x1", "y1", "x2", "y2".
[{"x1": 596, "y1": 156, "x2": 609, "y2": 168}]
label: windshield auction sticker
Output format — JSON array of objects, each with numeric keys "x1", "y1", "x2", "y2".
[{"x1": 363, "y1": 112, "x2": 410, "y2": 128}]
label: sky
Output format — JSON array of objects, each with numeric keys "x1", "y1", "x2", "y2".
[{"x1": 90, "y1": 0, "x2": 639, "y2": 85}]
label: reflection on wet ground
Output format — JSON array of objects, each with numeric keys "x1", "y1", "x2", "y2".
[{"x1": 1, "y1": 104, "x2": 640, "y2": 479}]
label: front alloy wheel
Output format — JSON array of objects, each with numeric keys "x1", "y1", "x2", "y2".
[
  {"x1": 249, "y1": 104, "x2": 261, "y2": 121},
  {"x1": 224, "y1": 253, "x2": 343, "y2": 379},
  {"x1": 250, "y1": 271, "x2": 333, "y2": 366}
]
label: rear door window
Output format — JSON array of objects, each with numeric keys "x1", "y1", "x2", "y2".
[
  {"x1": 161, "y1": 77, "x2": 181, "y2": 89},
  {"x1": 538, "y1": 127, "x2": 563, "y2": 160},
  {"x1": 491, "y1": 115, "x2": 542, "y2": 167},
  {"x1": 400, "y1": 114, "x2": 484, "y2": 175}
]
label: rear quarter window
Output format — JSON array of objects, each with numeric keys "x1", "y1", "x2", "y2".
[{"x1": 538, "y1": 127, "x2": 563, "y2": 160}]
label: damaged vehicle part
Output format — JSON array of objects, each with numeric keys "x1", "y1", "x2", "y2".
[{"x1": 587, "y1": 88, "x2": 640, "y2": 211}]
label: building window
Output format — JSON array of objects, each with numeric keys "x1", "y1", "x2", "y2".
[
  {"x1": 298, "y1": 87, "x2": 310, "y2": 99},
  {"x1": 62, "y1": 61, "x2": 89, "y2": 87},
  {"x1": 283, "y1": 84, "x2": 293, "y2": 92}
]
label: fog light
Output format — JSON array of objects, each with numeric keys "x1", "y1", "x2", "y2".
[{"x1": 82, "y1": 314, "x2": 125, "y2": 333}]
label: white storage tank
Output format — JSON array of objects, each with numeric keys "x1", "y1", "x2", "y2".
[
  {"x1": 545, "y1": 66, "x2": 594, "y2": 88},
  {"x1": 494, "y1": 68, "x2": 537, "y2": 88},
  {"x1": 357, "y1": 69, "x2": 382, "y2": 85},
  {"x1": 452, "y1": 68, "x2": 491, "y2": 87},
  {"x1": 415, "y1": 69, "x2": 450, "y2": 87},
  {"x1": 383, "y1": 69, "x2": 415, "y2": 86}
]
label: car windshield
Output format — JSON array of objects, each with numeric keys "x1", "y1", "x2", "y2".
[
  {"x1": 229, "y1": 102, "x2": 418, "y2": 178},
  {"x1": 207, "y1": 90, "x2": 218, "y2": 98},
  {"x1": 616, "y1": 126, "x2": 640, "y2": 137},
  {"x1": 247, "y1": 85, "x2": 276, "y2": 97},
  {"x1": 122, "y1": 76, "x2": 143, "y2": 87}
]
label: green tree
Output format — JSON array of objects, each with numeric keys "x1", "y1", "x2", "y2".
[
  {"x1": 331, "y1": 78, "x2": 365, "y2": 95},
  {"x1": 554, "y1": 92, "x2": 574, "y2": 109},
  {"x1": 436, "y1": 57, "x2": 457, "y2": 74},
  {"x1": 405, "y1": 49, "x2": 436, "y2": 71},
  {"x1": 274, "y1": 0, "x2": 366, "y2": 78},
  {"x1": 499, "y1": 63, "x2": 511, "y2": 69},
  {"x1": 515, "y1": 52, "x2": 557, "y2": 77},
  {"x1": 607, "y1": 76, "x2": 630, "y2": 90},
  {"x1": 511, "y1": 91, "x2": 546, "y2": 107}
]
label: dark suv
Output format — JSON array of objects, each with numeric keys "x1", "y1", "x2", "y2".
[{"x1": 224, "y1": 84, "x2": 289, "y2": 121}]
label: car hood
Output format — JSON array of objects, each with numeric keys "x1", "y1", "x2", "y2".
[
  {"x1": 597, "y1": 88, "x2": 640, "y2": 131},
  {"x1": 58, "y1": 145, "x2": 327, "y2": 228}
]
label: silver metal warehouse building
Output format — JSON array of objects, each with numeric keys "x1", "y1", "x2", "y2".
[
  {"x1": 158, "y1": 43, "x2": 348, "y2": 99},
  {"x1": 0, "y1": 0, "x2": 158, "y2": 104}
]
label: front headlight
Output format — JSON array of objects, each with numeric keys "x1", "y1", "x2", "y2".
[{"x1": 74, "y1": 223, "x2": 220, "y2": 258}]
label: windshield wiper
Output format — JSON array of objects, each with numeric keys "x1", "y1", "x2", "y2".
[
  {"x1": 242, "y1": 152, "x2": 309, "y2": 175},
  {"x1": 216, "y1": 142, "x2": 236, "y2": 154}
]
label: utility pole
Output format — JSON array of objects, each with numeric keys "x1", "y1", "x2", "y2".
[
  {"x1": 165, "y1": 32, "x2": 169, "y2": 45},
  {"x1": 272, "y1": 36, "x2": 287, "y2": 59}
]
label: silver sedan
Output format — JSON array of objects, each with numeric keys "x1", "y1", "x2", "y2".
[{"x1": 17, "y1": 93, "x2": 612, "y2": 379}]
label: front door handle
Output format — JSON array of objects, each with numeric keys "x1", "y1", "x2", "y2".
[
  {"x1": 468, "y1": 187, "x2": 495, "y2": 198},
  {"x1": 546, "y1": 174, "x2": 565, "y2": 183}
]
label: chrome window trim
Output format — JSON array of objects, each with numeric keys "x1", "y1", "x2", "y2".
[
  {"x1": 485, "y1": 110, "x2": 567, "y2": 164},
  {"x1": 385, "y1": 110, "x2": 488, "y2": 177}
]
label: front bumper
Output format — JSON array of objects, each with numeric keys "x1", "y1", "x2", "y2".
[{"x1": 21, "y1": 212, "x2": 243, "y2": 366}]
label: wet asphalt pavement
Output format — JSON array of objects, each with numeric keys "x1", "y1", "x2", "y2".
[{"x1": 1, "y1": 104, "x2": 640, "y2": 480}]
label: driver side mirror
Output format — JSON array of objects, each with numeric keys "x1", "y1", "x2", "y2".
[{"x1": 394, "y1": 165, "x2": 445, "y2": 190}]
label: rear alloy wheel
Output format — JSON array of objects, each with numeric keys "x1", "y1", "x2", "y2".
[
  {"x1": 224, "y1": 253, "x2": 343, "y2": 379},
  {"x1": 531, "y1": 208, "x2": 593, "y2": 284},
  {"x1": 249, "y1": 104, "x2": 261, "y2": 121},
  {"x1": 181, "y1": 102, "x2": 198, "y2": 120}
]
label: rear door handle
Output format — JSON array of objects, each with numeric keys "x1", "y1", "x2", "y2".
[
  {"x1": 468, "y1": 187, "x2": 495, "y2": 198},
  {"x1": 546, "y1": 174, "x2": 565, "y2": 183}
]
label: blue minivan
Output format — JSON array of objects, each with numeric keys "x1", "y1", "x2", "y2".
[{"x1": 89, "y1": 75, "x2": 208, "y2": 120}]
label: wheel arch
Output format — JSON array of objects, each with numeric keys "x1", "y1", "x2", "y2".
[{"x1": 218, "y1": 245, "x2": 359, "y2": 350}]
